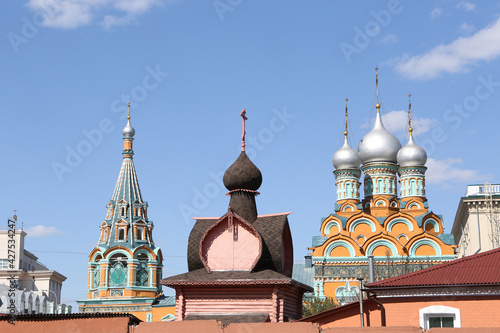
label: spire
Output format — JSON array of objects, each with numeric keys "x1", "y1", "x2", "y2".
[
  {"x1": 408, "y1": 94, "x2": 413, "y2": 136},
  {"x1": 358, "y1": 68, "x2": 402, "y2": 165},
  {"x1": 102, "y1": 109, "x2": 149, "y2": 248},
  {"x1": 223, "y1": 109, "x2": 262, "y2": 223},
  {"x1": 344, "y1": 98, "x2": 349, "y2": 138},
  {"x1": 375, "y1": 67, "x2": 380, "y2": 111},
  {"x1": 240, "y1": 109, "x2": 247, "y2": 152},
  {"x1": 122, "y1": 102, "x2": 135, "y2": 159}
]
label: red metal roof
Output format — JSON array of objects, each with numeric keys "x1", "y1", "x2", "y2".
[{"x1": 366, "y1": 247, "x2": 500, "y2": 288}]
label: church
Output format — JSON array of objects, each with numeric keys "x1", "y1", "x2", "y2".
[
  {"x1": 309, "y1": 71, "x2": 456, "y2": 304},
  {"x1": 161, "y1": 110, "x2": 312, "y2": 323},
  {"x1": 77, "y1": 105, "x2": 174, "y2": 322}
]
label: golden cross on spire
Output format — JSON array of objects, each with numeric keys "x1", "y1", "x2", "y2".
[
  {"x1": 344, "y1": 98, "x2": 349, "y2": 137},
  {"x1": 127, "y1": 101, "x2": 131, "y2": 120},
  {"x1": 408, "y1": 94, "x2": 413, "y2": 135},
  {"x1": 375, "y1": 66, "x2": 379, "y2": 103},
  {"x1": 240, "y1": 109, "x2": 247, "y2": 152}
]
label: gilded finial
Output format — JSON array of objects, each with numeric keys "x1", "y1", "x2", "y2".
[
  {"x1": 375, "y1": 67, "x2": 381, "y2": 111},
  {"x1": 408, "y1": 94, "x2": 413, "y2": 135},
  {"x1": 344, "y1": 98, "x2": 349, "y2": 137},
  {"x1": 127, "y1": 101, "x2": 131, "y2": 120},
  {"x1": 240, "y1": 109, "x2": 247, "y2": 152}
]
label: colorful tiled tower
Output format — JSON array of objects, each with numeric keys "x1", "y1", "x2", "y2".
[
  {"x1": 309, "y1": 71, "x2": 456, "y2": 305},
  {"x1": 78, "y1": 104, "x2": 170, "y2": 321}
]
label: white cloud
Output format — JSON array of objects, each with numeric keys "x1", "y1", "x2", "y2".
[
  {"x1": 27, "y1": 0, "x2": 163, "y2": 29},
  {"x1": 430, "y1": 8, "x2": 443, "y2": 20},
  {"x1": 425, "y1": 157, "x2": 490, "y2": 185},
  {"x1": 459, "y1": 22, "x2": 475, "y2": 34},
  {"x1": 381, "y1": 34, "x2": 398, "y2": 44},
  {"x1": 393, "y1": 17, "x2": 500, "y2": 80},
  {"x1": 362, "y1": 110, "x2": 436, "y2": 136},
  {"x1": 457, "y1": 1, "x2": 476, "y2": 12},
  {"x1": 25, "y1": 225, "x2": 61, "y2": 237}
]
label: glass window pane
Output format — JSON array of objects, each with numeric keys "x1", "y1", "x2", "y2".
[
  {"x1": 442, "y1": 317, "x2": 454, "y2": 327},
  {"x1": 429, "y1": 317, "x2": 441, "y2": 328}
]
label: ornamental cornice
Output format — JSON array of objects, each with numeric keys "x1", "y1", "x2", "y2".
[
  {"x1": 362, "y1": 164, "x2": 399, "y2": 173},
  {"x1": 372, "y1": 286, "x2": 500, "y2": 298},
  {"x1": 334, "y1": 169, "x2": 361, "y2": 179},
  {"x1": 398, "y1": 167, "x2": 426, "y2": 176}
]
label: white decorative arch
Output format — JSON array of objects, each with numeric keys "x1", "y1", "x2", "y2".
[
  {"x1": 424, "y1": 219, "x2": 440, "y2": 232},
  {"x1": 409, "y1": 239, "x2": 442, "y2": 256},
  {"x1": 397, "y1": 234, "x2": 408, "y2": 243},
  {"x1": 342, "y1": 205, "x2": 354, "y2": 212},
  {"x1": 375, "y1": 200, "x2": 386, "y2": 206},
  {"x1": 349, "y1": 219, "x2": 376, "y2": 233},
  {"x1": 324, "y1": 220, "x2": 341, "y2": 235},
  {"x1": 419, "y1": 305, "x2": 461, "y2": 329},
  {"x1": 134, "y1": 248, "x2": 153, "y2": 260},
  {"x1": 366, "y1": 239, "x2": 398, "y2": 257},
  {"x1": 408, "y1": 202, "x2": 421, "y2": 209},
  {"x1": 325, "y1": 240, "x2": 356, "y2": 258},
  {"x1": 387, "y1": 218, "x2": 414, "y2": 232},
  {"x1": 106, "y1": 249, "x2": 132, "y2": 260},
  {"x1": 91, "y1": 251, "x2": 104, "y2": 262}
]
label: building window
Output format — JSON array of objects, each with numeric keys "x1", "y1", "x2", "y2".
[
  {"x1": 137, "y1": 228, "x2": 143, "y2": 240},
  {"x1": 0, "y1": 259, "x2": 8, "y2": 269},
  {"x1": 118, "y1": 228, "x2": 125, "y2": 240},
  {"x1": 429, "y1": 316, "x2": 454, "y2": 328},
  {"x1": 136, "y1": 261, "x2": 149, "y2": 286},
  {"x1": 419, "y1": 305, "x2": 461, "y2": 329},
  {"x1": 146, "y1": 313, "x2": 153, "y2": 322}
]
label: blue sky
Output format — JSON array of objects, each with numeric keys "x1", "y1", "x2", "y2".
[{"x1": 2, "y1": 0, "x2": 500, "y2": 309}]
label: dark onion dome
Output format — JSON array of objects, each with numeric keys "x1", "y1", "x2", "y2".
[
  {"x1": 332, "y1": 136, "x2": 361, "y2": 170},
  {"x1": 223, "y1": 151, "x2": 262, "y2": 191},
  {"x1": 397, "y1": 134, "x2": 427, "y2": 167},
  {"x1": 358, "y1": 104, "x2": 402, "y2": 165}
]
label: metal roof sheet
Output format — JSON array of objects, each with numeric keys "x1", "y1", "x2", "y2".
[{"x1": 367, "y1": 247, "x2": 500, "y2": 288}]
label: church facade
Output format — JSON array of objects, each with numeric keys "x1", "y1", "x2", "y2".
[{"x1": 309, "y1": 78, "x2": 456, "y2": 304}]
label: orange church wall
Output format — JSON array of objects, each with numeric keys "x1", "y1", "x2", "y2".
[
  {"x1": 316, "y1": 297, "x2": 500, "y2": 329},
  {"x1": 152, "y1": 305, "x2": 175, "y2": 321}
]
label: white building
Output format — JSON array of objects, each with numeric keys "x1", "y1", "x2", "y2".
[
  {"x1": 451, "y1": 184, "x2": 500, "y2": 258},
  {"x1": 0, "y1": 226, "x2": 69, "y2": 314}
]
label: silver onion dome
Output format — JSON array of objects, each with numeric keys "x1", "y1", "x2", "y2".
[
  {"x1": 357, "y1": 105, "x2": 402, "y2": 165},
  {"x1": 332, "y1": 136, "x2": 361, "y2": 170},
  {"x1": 122, "y1": 118, "x2": 135, "y2": 138},
  {"x1": 397, "y1": 134, "x2": 427, "y2": 167}
]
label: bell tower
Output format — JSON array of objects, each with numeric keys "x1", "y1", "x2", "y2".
[{"x1": 78, "y1": 103, "x2": 164, "y2": 317}]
